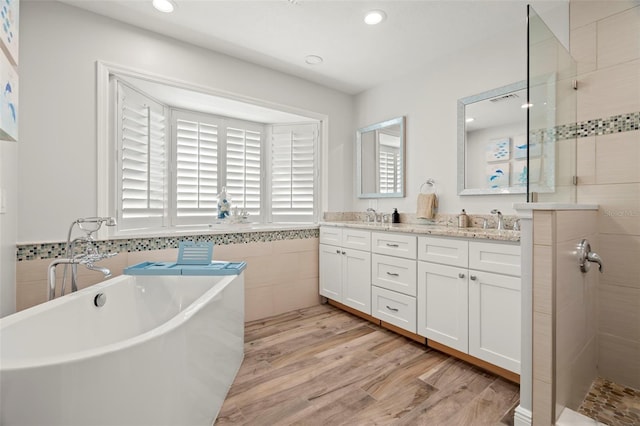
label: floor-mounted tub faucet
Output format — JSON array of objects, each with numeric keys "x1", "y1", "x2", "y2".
[{"x1": 48, "y1": 216, "x2": 118, "y2": 300}]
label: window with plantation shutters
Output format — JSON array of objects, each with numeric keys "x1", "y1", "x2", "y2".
[
  {"x1": 378, "y1": 131, "x2": 402, "y2": 194},
  {"x1": 172, "y1": 111, "x2": 220, "y2": 225},
  {"x1": 116, "y1": 82, "x2": 167, "y2": 230},
  {"x1": 225, "y1": 121, "x2": 263, "y2": 218},
  {"x1": 270, "y1": 123, "x2": 318, "y2": 220},
  {"x1": 108, "y1": 76, "x2": 318, "y2": 235}
]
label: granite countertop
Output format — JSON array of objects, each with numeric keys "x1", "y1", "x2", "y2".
[{"x1": 319, "y1": 221, "x2": 520, "y2": 242}]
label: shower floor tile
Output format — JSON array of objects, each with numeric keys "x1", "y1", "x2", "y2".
[{"x1": 578, "y1": 377, "x2": 640, "y2": 426}]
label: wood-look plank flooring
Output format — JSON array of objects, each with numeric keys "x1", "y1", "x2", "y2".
[{"x1": 215, "y1": 304, "x2": 519, "y2": 426}]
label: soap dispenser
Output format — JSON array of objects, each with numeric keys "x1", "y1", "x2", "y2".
[
  {"x1": 458, "y1": 209, "x2": 469, "y2": 228},
  {"x1": 392, "y1": 208, "x2": 400, "y2": 223}
]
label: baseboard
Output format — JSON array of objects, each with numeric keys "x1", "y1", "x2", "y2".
[
  {"x1": 514, "y1": 406, "x2": 532, "y2": 426},
  {"x1": 326, "y1": 299, "x2": 380, "y2": 325},
  {"x1": 380, "y1": 321, "x2": 426, "y2": 344},
  {"x1": 427, "y1": 340, "x2": 520, "y2": 384}
]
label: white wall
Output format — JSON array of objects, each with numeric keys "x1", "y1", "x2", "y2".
[
  {"x1": 0, "y1": 140, "x2": 18, "y2": 316},
  {"x1": 18, "y1": 1, "x2": 354, "y2": 243},
  {"x1": 353, "y1": 29, "x2": 527, "y2": 217},
  {"x1": 352, "y1": 1, "x2": 569, "y2": 217}
]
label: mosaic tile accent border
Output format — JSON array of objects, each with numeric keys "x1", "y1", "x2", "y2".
[
  {"x1": 553, "y1": 111, "x2": 639, "y2": 141},
  {"x1": 16, "y1": 228, "x2": 319, "y2": 262}
]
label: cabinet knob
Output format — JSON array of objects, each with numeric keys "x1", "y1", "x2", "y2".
[
  {"x1": 458, "y1": 273, "x2": 465, "y2": 279},
  {"x1": 470, "y1": 275, "x2": 477, "y2": 281},
  {"x1": 336, "y1": 249, "x2": 341, "y2": 254},
  {"x1": 341, "y1": 251, "x2": 346, "y2": 255}
]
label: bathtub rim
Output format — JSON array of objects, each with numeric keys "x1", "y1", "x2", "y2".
[{"x1": 0, "y1": 273, "x2": 242, "y2": 371}]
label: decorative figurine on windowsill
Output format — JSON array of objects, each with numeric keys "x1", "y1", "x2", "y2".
[{"x1": 217, "y1": 186, "x2": 231, "y2": 219}]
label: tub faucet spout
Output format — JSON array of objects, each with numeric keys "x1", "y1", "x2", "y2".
[{"x1": 85, "y1": 263, "x2": 112, "y2": 278}]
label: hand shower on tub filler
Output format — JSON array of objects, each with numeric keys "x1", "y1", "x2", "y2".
[{"x1": 47, "y1": 217, "x2": 118, "y2": 301}]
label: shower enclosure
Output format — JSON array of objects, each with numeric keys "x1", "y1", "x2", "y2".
[{"x1": 526, "y1": 5, "x2": 638, "y2": 426}]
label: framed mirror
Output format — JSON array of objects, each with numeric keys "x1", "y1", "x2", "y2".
[
  {"x1": 457, "y1": 81, "x2": 528, "y2": 195},
  {"x1": 356, "y1": 116, "x2": 405, "y2": 198}
]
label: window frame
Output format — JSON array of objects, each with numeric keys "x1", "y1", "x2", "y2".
[{"x1": 97, "y1": 63, "x2": 324, "y2": 237}]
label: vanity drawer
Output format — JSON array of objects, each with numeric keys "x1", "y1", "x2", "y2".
[
  {"x1": 417, "y1": 236, "x2": 468, "y2": 267},
  {"x1": 372, "y1": 253, "x2": 417, "y2": 296},
  {"x1": 342, "y1": 229, "x2": 371, "y2": 251},
  {"x1": 371, "y1": 232, "x2": 417, "y2": 259},
  {"x1": 372, "y1": 286, "x2": 417, "y2": 333},
  {"x1": 469, "y1": 241, "x2": 521, "y2": 276},
  {"x1": 320, "y1": 227, "x2": 342, "y2": 246}
]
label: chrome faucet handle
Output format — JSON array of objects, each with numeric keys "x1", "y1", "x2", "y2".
[
  {"x1": 578, "y1": 239, "x2": 604, "y2": 273},
  {"x1": 490, "y1": 209, "x2": 504, "y2": 230}
]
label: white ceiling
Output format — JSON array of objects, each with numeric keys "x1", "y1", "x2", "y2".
[{"x1": 57, "y1": 0, "x2": 566, "y2": 95}]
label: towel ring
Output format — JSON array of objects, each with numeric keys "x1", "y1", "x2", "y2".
[{"x1": 420, "y1": 179, "x2": 436, "y2": 194}]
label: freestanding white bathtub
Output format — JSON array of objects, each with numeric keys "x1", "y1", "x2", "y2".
[{"x1": 0, "y1": 273, "x2": 244, "y2": 426}]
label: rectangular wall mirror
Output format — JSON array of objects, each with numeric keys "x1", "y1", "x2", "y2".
[
  {"x1": 457, "y1": 81, "x2": 528, "y2": 196},
  {"x1": 356, "y1": 116, "x2": 405, "y2": 198}
]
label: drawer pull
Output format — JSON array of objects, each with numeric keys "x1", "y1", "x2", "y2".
[
  {"x1": 458, "y1": 273, "x2": 465, "y2": 279},
  {"x1": 386, "y1": 305, "x2": 399, "y2": 312},
  {"x1": 386, "y1": 243, "x2": 399, "y2": 247},
  {"x1": 386, "y1": 272, "x2": 400, "y2": 277},
  {"x1": 470, "y1": 275, "x2": 477, "y2": 281}
]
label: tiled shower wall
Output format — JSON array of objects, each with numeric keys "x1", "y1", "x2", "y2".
[
  {"x1": 570, "y1": 0, "x2": 640, "y2": 389},
  {"x1": 532, "y1": 209, "x2": 598, "y2": 425},
  {"x1": 16, "y1": 233, "x2": 320, "y2": 322}
]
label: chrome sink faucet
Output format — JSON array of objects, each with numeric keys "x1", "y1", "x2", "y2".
[
  {"x1": 491, "y1": 209, "x2": 505, "y2": 230},
  {"x1": 366, "y1": 208, "x2": 377, "y2": 223}
]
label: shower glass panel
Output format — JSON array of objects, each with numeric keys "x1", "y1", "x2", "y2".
[{"x1": 527, "y1": 5, "x2": 577, "y2": 203}]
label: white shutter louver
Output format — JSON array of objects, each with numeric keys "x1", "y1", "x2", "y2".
[
  {"x1": 174, "y1": 112, "x2": 219, "y2": 223},
  {"x1": 226, "y1": 124, "x2": 262, "y2": 217},
  {"x1": 118, "y1": 82, "x2": 167, "y2": 228},
  {"x1": 271, "y1": 123, "x2": 318, "y2": 219}
]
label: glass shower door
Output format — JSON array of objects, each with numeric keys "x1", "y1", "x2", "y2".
[{"x1": 527, "y1": 5, "x2": 577, "y2": 204}]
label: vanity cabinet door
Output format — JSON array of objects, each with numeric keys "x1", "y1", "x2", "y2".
[
  {"x1": 342, "y1": 248, "x2": 371, "y2": 314},
  {"x1": 320, "y1": 227, "x2": 342, "y2": 246},
  {"x1": 371, "y1": 232, "x2": 417, "y2": 259},
  {"x1": 372, "y1": 286, "x2": 416, "y2": 333},
  {"x1": 418, "y1": 236, "x2": 468, "y2": 267},
  {"x1": 469, "y1": 241, "x2": 520, "y2": 276},
  {"x1": 342, "y1": 229, "x2": 371, "y2": 251},
  {"x1": 468, "y1": 270, "x2": 521, "y2": 373},
  {"x1": 319, "y1": 244, "x2": 342, "y2": 301},
  {"x1": 417, "y1": 261, "x2": 468, "y2": 353},
  {"x1": 371, "y1": 253, "x2": 417, "y2": 296}
]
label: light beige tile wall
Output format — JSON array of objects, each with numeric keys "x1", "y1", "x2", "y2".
[
  {"x1": 571, "y1": 0, "x2": 640, "y2": 389},
  {"x1": 554, "y1": 210, "x2": 598, "y2": 415},
  {"x1": 16, "y1": 238, "x2": 320, "y2": 322},
  {"x1": 531, "y1": 209, "x2": 599, "y2": 424},
  {"x1": 532, "y1": 210, "x2": 555, "y2": 426}
]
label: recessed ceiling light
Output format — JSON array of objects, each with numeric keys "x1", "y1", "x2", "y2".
[
  {"x1": 364, "y1": 10, "x2": 386, "y2": 25},
  {"x1": 465, "y1": 117, "x2": 475, "y2": 123},
  {"x1": 152, "y1": 0, "x2": 175, "y2": 13},
  {"x1": 521, "y1": 103, "x2": 534, "y2": 109},
  {"x1": 305, "y1": 55, "x2": 323, "y2": 65}
]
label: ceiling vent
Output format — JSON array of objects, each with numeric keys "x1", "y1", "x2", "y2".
[{"x1": 490, "y1": 93, "x2": 520, "y2": 103}]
